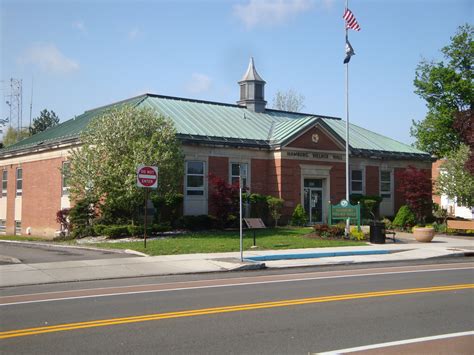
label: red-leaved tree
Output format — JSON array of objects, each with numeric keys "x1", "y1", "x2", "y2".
[
  {"x1": 396, "y1": 166, "x2": 432, "y2": 223},
  {"x1": 208, "y1": 173, "x2": 241, "y2": 228}
]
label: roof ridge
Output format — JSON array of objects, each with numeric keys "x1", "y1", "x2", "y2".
[
  {"x1": 264, "y1": 108, "x2": 341, "y2": 120},
  {"x1": 143, "y1": 93, "x2": 244, "y2": 109},
  {"x1": 84, "y1": 94, "x2": 148, "y2": 113}
]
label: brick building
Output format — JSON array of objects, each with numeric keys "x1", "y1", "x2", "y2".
[{"x1": 0, "y1": 59, "x2": 432, "y2": 237}]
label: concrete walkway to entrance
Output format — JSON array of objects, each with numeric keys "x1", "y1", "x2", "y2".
[{"x1": 0, "y1": 233, "x2": 472, "y2": 287}]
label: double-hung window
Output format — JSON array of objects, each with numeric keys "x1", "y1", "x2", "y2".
[
  {"x1": 2, "y1": 169, "x2": 7, "y2": 197},
  {"x1": 380, "y1": 171, "x2": 392, "y2": 198},
  {"x1": 16, "y1": 168, "x2": 22, "y2": 197},
  {"x1": 62, "y1": 162, "x2": 70, "y2": 196},
  {"x1": 351, "y1": 169, "x2": 363, "y2": 194},
  {"x1": 186, "y1": 161, "x2": 205, "y2": 196},
  {"x1": 230, "y1": 163, "x2": 248, "y2": 188}
]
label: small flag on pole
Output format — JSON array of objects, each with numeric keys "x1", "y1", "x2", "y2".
[
  {"x1": 343, "y1": 8, "x2": 361, "y2": 31},
  {"x1": 344, "y1": 36, "x2": 355, "y2": 64}
]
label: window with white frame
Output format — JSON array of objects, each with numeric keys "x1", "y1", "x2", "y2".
[
  {"x1": 380, "y1": 170, "x2": 392, "y2": 198},
  {"x1": 230, "y1": 163, "x2": 248, "y2": 188},
  {"x1": 62, "y1": 162, "x2": 70, "y2": 196},
  {"x1": 0, "y1": 219, "x2": 5, "y2": 233},
  {"x1": 351, "y1": 169, "x2": 363, "y2": 194},
  {"x1": 2, "y1": 169, "x2": 7, "y2": 197},
  {"x1": 16, "y1": 168, "x2": 22, "y2": 197},
  {"x1": 186, "y1": 161, "x2": 205, "y2": 196}
]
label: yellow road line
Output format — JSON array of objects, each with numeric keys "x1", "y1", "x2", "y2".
[{"x1": 1, "y1": 283, "x2": 472, "y2": 340}]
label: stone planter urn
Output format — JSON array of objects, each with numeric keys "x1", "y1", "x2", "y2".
[{"x1": 413, "y1": 227, "x2": 435, "y2": 242}]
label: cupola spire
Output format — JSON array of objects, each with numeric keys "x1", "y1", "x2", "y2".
[{"x1": 237, "y1": 57, "x2": 266, "y2": 113}]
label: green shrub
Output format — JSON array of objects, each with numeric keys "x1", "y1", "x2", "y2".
[
  {"x1": 92, "y1": 224, "x2": 108, "y2": 236},
  {"x1": 176, "y1": 215, "x2": 217, "y2": 231},
  {"x1": 69, "y1": 198, "x2": 96, "y2": 238},
  {"x1": 291, "y1": 204, "x2": 308, "y2": 226},
  {"x1": 102, "y1": 225, "x2": 129, "y2": 238},
  {"x1": 127, "y1": 224, "x2": 143, "y2": 236},
  {"x1": 392, "y1": 205, "x2": 416, "y2": 230},
  {"x1": 151, "y1": 193, "x2": 184, "y2": 225},
  {"x1": 431, "y1": 222, "x2": 446, "y2": 233}
]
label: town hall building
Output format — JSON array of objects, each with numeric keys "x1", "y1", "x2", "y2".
[{"x1": 0, "y1": 58, "x2": 432, "y2": 237}]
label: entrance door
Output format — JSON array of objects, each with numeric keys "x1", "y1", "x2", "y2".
[{"x1": 304, "y1": 179, "x2": 323, "y2": 224}]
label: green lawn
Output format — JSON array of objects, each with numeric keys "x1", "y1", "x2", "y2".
[
  {"x1": 88, "y1": 227, "x2": 366, "y2": 256},
  {"x1": 0, "y1": 235, "x2": 51, "y2": 242}
]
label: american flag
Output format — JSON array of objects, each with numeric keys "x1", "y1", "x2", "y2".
[{"x1": 343, "y1": 8, "x2": 361, "y2": 31}]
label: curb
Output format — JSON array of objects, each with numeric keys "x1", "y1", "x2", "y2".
[
  {"x1": 245, "y1": 250, "x2": 391, "y2": 262},
  {"x1": 0, "y1": 255, "x2": 21, "y2": 264},
  {"x1": 0, "y1": 239, "x2": 147, "y2": 257}
]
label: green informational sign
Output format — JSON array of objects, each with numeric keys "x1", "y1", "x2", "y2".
[{"x1": 328, "y1": 199, "x2": 361, "y2": 230}]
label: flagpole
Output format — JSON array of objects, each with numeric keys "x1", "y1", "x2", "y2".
[{"x1": 345, "y1": 0, "x2": 350, "y2": 236}]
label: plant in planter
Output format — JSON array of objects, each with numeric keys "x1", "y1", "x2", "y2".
[{"x1": 412, "y1": 224, "x2": 436, "y2": 242}]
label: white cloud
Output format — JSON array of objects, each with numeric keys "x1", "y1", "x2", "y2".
[
  {"x1": 185, "y1": 73, "x2": 212, "y2": 94},
  {"x1": 234, "y1": 0, "x2": 313, "y2": 29},
  {"x1": 72, "y1": 20, "x2": 86, "y2": 33},
  {"x1": 128, "y1": 28, "x2": 141, "y2": 40},
  {"x1": 20, "y1": 43, "x2": 79, "y2": 74}
]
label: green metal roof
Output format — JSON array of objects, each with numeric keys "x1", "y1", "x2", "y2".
[{"x1": 0, "y1": 93, "x2": 430, "y2": 160}]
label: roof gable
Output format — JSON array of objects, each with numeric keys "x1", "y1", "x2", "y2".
[{"x1": 285, "y1": 125, "x2": 344, "y2": 151}]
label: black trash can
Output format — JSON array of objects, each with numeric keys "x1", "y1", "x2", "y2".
[{"x1": 370, "y1": 222, "x2": 386, "y2": 244}]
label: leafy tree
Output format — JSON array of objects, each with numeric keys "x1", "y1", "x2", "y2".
[
  {"x1": 453, "y1": 109, "x2": 474, "y2": 174},
  {"x1": 272, "y1": 89, "x2": 305, "y2": 112},
  {"x1": 435, "y1": 144, "x2": 474, "y2": 208},
  {"x1": 411, "y1": 24, "x2": 473, "y2": 157},
  {"x1": 3, "y1": 126, "x2": 30, "y2": 147},
  {"x1": 68, "y1": 105, "x2": 184, "y2": 224},
  {"x1": 30, "y1": 109, "x2": 59, "y2": 135},
  {"x1": 396, "y1": 166, "x2": 432, "y2": 223},
  {"x1": 267, "y1": 196, "x2": 284, "y2": 227}
]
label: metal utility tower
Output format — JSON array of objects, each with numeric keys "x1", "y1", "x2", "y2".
[{"x1": 5, "y1": 78, "x2": 23, "y2": 130}]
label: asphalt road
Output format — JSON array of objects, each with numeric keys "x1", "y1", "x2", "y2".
[
  {"x1": 0, "y1": 242, "x2": 132, "y2": 264},
  {"x1": 1, "y1": 260, "x2": 473, "y2": 354}
]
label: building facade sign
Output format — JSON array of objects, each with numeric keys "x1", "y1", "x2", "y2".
[{"x1": 285, "y1": 150, "x2": 344, "y2": 161}]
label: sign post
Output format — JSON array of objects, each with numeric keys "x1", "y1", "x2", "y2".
[{"x1": 137, "y1": 165, "x2": 158, "y2": 248}]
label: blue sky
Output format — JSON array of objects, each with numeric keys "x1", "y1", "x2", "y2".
[{"x1": 1, "y1": 0, "x2": 471, "y2": 145}]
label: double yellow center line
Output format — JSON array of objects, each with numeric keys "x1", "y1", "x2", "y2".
[{"x1": 1, "y1": 283, "x2": 473, "y2": 340}]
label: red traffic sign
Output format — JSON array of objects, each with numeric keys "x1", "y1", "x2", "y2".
[{"x1": 137, "y1": 165, "x2": 158, "y2": 188}]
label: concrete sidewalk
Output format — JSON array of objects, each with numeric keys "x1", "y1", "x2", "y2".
[{"x1": 0, "y1": 234, "x2": 472, "y2": 287}]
